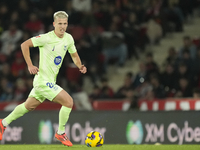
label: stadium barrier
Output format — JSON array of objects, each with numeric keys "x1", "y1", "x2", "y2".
[
  {"x1": 0, "y1": 99, "x2": 130, "y2": 111},
  {"x1": 1, "y1": 98, "x2": 199, "y2": 112},
  {"x1": 0, "y1": 110, "x2": 200, "y2": 145},
  {"x1": 139, "y1": 98, "x2": 200, "y2": 111},
  {"x1": 0, "y1": 101, "x2": 72, "y2": 111},
  {"x1": 92, "y1": 99, "x2": 131, "y2": 111}
]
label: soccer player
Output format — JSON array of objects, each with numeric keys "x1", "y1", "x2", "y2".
[{"x1": 0, "y1": 11, "x2": 87, "y2": 146}]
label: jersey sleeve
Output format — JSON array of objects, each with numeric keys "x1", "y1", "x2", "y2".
[
  {"x1": 31, "y1": 34, "x2": 49, "y2": 47},
  {"x1": 67, "y1": 34, "x2": 77, "y2": 54}
]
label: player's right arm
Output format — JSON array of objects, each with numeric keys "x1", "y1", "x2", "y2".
[{"x1": 21, "y1": 39, "x2": 39, "y2": 75}]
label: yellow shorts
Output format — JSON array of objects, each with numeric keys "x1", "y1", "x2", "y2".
[{"x1": 28, "y1": 82, "x2": 63, "y2": 103}]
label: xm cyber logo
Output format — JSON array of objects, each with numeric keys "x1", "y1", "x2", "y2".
[
  {"x1": 126, "y1": 120, "x2": 143, "y2": 144},
  {"x1": 38, "y1": 120, "x2": 53, "y2": 144},
  {"x1": 127, "y1": 121, "x2": 200, "y2": 144},
  {"x1": 54, "y1": 56, "x2": 62, "y2": 65}
]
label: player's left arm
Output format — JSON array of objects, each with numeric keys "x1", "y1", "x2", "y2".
[{"x1": 70, "y1": 52, "x2": 87, "y2": 74}]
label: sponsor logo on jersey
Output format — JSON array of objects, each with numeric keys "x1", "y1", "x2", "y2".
[
  {"x1": 54, "y1": 56, "x2": 62, "y2": 65},
  {"x1": 52, "y1": 46, "x2": 55, "y2": 51}
]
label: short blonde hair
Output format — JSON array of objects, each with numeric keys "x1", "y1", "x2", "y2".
[{"x1": 53, "y1": 11, "x2": 68, "y2": 21}]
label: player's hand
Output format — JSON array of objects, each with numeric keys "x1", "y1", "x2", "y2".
[
  {"x1": 28, "y1": 65, "x2": 39, "y2": 75},
  {"x1": 79, "y1": 65, "x2": 87, "y2": 74}
]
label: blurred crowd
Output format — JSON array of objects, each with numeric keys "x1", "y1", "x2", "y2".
[{"x1": 0, "y1": 0, "x2": 200, "y2": 110}]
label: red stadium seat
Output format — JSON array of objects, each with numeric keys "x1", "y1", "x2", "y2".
[
  {"x1": 66, "y1": 63, "x2": 82, "y2": 82},
  {"x1": 193, "y1": 37, "x2": 200, "y2": 47},
  {"x1": 92, "y1": 99, "x2": 131, "y2": 110},
  {"x1": 67, "y1": 26, "x2": 85, "y2": 41},
  {"x1": 86, "y1": 26, "x2": 104, "y2": 34}
]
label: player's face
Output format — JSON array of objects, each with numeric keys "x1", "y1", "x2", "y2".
[{"x1": 53, "y1": 17, "x2": 68, "y2": 38}]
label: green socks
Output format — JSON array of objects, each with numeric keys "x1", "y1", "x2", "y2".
[
  {"x1": 3, "y1": 102, "x2": 29, "y2": 126},
  {"x1": 57, "y1": 106, "x2": 72, "y2": 134},
  {"x1": 2, "y1": 103, "x2": 71, "y2": 135}
]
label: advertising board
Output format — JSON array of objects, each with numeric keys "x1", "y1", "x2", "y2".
[{"x1": 0, "y1": 111, "x2": 200, "y2": 144}]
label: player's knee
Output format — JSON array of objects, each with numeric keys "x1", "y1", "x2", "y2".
[
  {"x1": 28, "y1": 108, "x2": 35, "y2": 111},
  {"x1": 65, "y1": 97, "x2": 73, "y2": 108},
  {"x1": 68, "y1": 97, "x2": 74, "y2": 108},
  {"x1": 25, "y1": 105, "x2": 36, "y2": 111}
]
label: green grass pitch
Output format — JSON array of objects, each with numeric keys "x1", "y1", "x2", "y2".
[{"x1": 0, "y1": 145, "x2": 200, "y2": 150}]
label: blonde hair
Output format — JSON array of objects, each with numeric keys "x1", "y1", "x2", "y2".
[{"x1": 53, "y1": 11, "x2": 68, "y2": 21}]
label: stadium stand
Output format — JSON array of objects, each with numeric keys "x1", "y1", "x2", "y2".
[{"x1": 0, "y1": 0, "x2": 200, "y2": 111}]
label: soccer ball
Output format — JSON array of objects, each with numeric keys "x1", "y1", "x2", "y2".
[{"x1": 85, "y1": 131, "x2": 104, "y2": 147}]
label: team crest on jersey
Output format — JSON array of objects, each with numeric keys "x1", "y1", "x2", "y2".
[
  {"x1": 36, "y1": 35, "x2": 41, "y2": 38},
  {"x1": 54, "y1": 56, "x2": 62, "y2": 65},
  {"x1": 64, "y1": 45, "x2": 67, "y2": 51}
]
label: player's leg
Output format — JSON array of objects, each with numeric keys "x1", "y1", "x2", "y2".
[
  {"x1": 4, "y1": 97, "x2": 41, "y2": 125},
  {"x1": 52, "y1": 90, "x2": 73, "y2": 146},
  {"x1": 0, "y1": 97, "x2": 41, "y2": 140},
  {"x1": 24, "y1": 97, "x2": 42, "y2": 111},
  {"x1": 53, "y1": 90, "x2": 73, "y2": 134}
]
